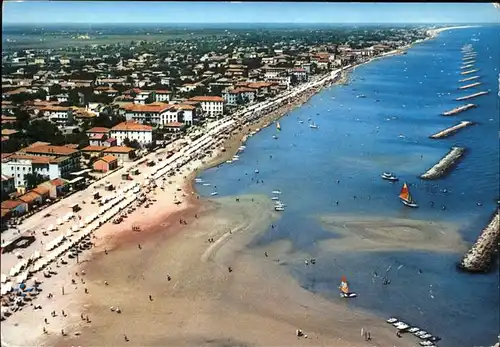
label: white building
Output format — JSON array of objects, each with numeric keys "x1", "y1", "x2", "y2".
[
  {"x1": 155, "y1": 90, "x2": 172, "y2": 103},
  {"x1": 42, "y1": 106, "x2": 73, "y2": 125},
  {"x1": 188, "y1": 96, "x2": 224, "y2": 118},
  {"x1": 223, "y1": 88, "x2": 256, "y2": 106},
  {"x1": 123, "y1": 102, "x2": 177, "y2": 126},
  {"x1": 110, "y1": 121, "x2": 153, "y2": 147},
  {"x1": 1, "y1": 154, "x2": 72, "y2": 188}
]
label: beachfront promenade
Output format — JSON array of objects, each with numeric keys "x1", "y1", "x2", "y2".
[{"x1": 1, "y1": 69, "x2": 340, "y2": 290}]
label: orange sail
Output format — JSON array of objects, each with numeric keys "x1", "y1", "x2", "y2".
[{"x1": 399, "y1": 183, "x2": 410, "y2": 202}]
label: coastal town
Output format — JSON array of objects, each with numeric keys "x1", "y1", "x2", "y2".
[{"x1": 1, "y1": 18, "x2": 498, "y2": 347}]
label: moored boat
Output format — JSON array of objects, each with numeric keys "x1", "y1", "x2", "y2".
[
  {"x1": 210, "y1": 191, "x2": 218, "y2": 196},
  {"x1": 381, "y1": 172, "x2": 399, "y2": 181},
  {"x1": 309, "y1": 123, "x2": 319, "y2": 129},
  {"x1": 399, "y1": 182, "x2": 418, "y2": 208},
  {"x1": 339, "y1": 275, "x2": 357, "y2": 298}
]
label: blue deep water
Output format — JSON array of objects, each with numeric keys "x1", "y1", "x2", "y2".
[{"x1": 196, "y1": 26, "x2": 500, "y2": 347}]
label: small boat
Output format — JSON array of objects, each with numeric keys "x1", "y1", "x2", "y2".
[
  {"x1": 275, "y1": 206, "x2": 285, "y2": 211},
  {"x1": 254, "y1": 169, "x2": 259, "y2": 174},
  {"x1": 420, "y1": 333, "x2": 432, "y2": 339},
  {"x1": 195, "y1": 178, "x2": 204, "y2": 183},
  {"x1": 398, "y1": 134, "x2": 405, "y2": 139},
  {"x1": 419, "y1": 342, "x2": 436, "y2": 347},
  {"x1": 395, "y1": 322, "x2": 410, "y2": 331},
  {"x1": 408, "y1": 327, "x2": 420, "y2": 333},
  {"x1": 386, "y1": 317, "x2": 398, "y2": 324},
  {"x1": 202, "y1": 183, "x2": 211, "y2": 186},
  {"x1": 299, "y1": 120, "x2": 304, "y2": 124},
  {"x1": 381, "y1": 172, "x2": 399, "y2": 181},
  {"x1": 211, "y1": 191, "x2": 218, "y2": 196},
  {"x1": 356, "y1": 94, "x2": 366, "y2": 98},
  {"x1": 226, "y1": 160, "x2": 233, "y2": 164},
  {"x1": 276, "y1": 121, "x2": 281, "y2": 131},
  {"x1": 309, "y1": 123, "x2": 319, "y2": 129},
  {"x1": 275, "y1": 202, "x2": 286, "y2": 208},
  {"x1": 272, "y1": 190, "x2": 281, "y2": 194},
  {"x1": 339, "y1": 275, "x2": 357, "y2": 298},
  {"x1": 399, "y1": 182, "x2": 418, "y2": 208},
  {"x1": 271, "y1": 196, "x2": 280, "y2": 201},
  {"x1": 232, "y1": 157, "x2": 239, "y2": 161},
  {"x1": 272, "y1": 135, "x2": 278, "y2": 139}
]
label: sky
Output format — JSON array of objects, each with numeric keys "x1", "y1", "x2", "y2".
[{"x1": 2, "y1": 2, "x2": 500, "y2": 25}]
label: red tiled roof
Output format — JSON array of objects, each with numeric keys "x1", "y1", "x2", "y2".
[
  {"x1": 18, "y1": 191, "x2": 42, "y2": 203},
  {"x1": 82, "y1": 145, "x2": 107, "y2": 152},
  {"x1": 111, "y1": 121, "x2": 152, "y2": 132},
  {"x1": 87, "y1": 127, "x2": 110, "y2": 134},
  {"x1": 97, "y1": 155, "x2": 117, "y2": 163},
  {"x1": 188, "y1": 96, "x2": 224, "y2": 102},
  {"x1": 103, "y1": 146, "x2": 135, "y2": 153},
  {"x1": 1, "y1": 200, "x2": 25, "y2": 210},
  {"x1": 122, "y1": 103, "x2": 172, "y2": 113},
  {"x1": 24, "y1": 145, "x2": 78, "y2": 156}
]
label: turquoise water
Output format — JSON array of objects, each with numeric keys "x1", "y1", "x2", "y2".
[{"x1": 197, "y1": 26, "x2": 500, "y2": 347}]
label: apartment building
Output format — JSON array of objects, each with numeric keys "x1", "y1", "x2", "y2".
[
  {"x1": 110, "y1": 121, "x2": 153, "y2": 147},
  {"x1": 188, "y1": 96, "x2": 224, "y2": 118}
]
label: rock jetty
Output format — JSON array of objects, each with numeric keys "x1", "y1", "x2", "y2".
[
  {"x1": 442, "y1": 103, "x2": 476, "y2": 116},
  {"x1": 430, "y1": 121, "x2": 474, "y2": 139},
  {"x1": 460, "y1": 212, "x2": 500, "y2": 272},
  {"x1": 420, "y1": 147, "x2": 466, "y2": 179},
  {"x1": 456, "y1": 91, "x2": 489, "y2": 101}
]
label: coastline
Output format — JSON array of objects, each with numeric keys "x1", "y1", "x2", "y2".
[{"x1": 1, "y1": 24, "x2": 482, "y2": 347}]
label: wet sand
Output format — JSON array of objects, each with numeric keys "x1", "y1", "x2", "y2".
[
  {"x1": 44, "y1": 196, "x2": 416, "y2": 347},
  {"x1": 318, "y1": 214, "x2": 468, "y2": 253}
]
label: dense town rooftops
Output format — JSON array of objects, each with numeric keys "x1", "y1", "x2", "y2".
[
  {"x1": 97, "y1": 155, "x2": 117, "y2": 163},
  {"x1": 82, "y1": 145, "x2": 107, "y2": 152}
]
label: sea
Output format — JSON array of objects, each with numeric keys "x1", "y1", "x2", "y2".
[{"x1": 196, "y1": 25, "x2": 500, "y2": 347}]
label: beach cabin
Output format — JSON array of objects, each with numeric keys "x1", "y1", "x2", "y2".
[
  {"x1": 93, "y1": 155, "x2": 118, "y2": 173},
  {"x1": 0, "y1": 200, "x2": 28, "y2": 217},
  {"x1": 32, "y1": 185, "x2": 51, "y2": 203},
  {"x1": 17, "y1": 191, "x2": 43, "y2": 211}
]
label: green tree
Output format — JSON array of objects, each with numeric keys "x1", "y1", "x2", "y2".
[
  {"x1": 290, "y1": 74, "x2": 298, "y2": 86},
  {"x1": 24, "y1": 173, "x2": 47, "y2": 190},
  {"x1": 14, "y1": 110, "x2": 32, "y2": 130},
  {"x1": 67, "y1": 90, "x2": 81, "y2": 106},
  {"x1": 49, "y1": 83, "x2": 63, "y2": 96}
]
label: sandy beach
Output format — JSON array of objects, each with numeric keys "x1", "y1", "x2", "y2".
[{"x1": 1, "y1": 26, "x2": 476, "y2": 347}]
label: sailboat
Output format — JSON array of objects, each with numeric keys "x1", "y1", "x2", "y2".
[
  {"x1": 339, "y1": 275, "x2": 357, "y2": 298},
  {"x1": 399, "y1": 182, "x2": 418, "y2": 208}
]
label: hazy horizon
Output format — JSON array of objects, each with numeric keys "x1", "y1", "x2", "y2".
[{"x1": 2, "y1": 2, "x2": 499, "y2": 24}]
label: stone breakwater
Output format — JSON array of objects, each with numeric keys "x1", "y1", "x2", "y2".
[
  {"x1": 460, "y1": 211, "x2": 500, "y2": 272},
  {"x1": 430, "y1": 121, "x2": 474, "y2": 139},
  {"x1": 420, "y1": 147, "x2": 466, "y2": 179}
]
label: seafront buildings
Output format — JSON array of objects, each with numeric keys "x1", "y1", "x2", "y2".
[{"x1": 0, "y1": 25, "x2": 427, "y2": 226}]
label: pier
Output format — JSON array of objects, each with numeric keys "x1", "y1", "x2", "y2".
[
  {"x1": 442, "y1": 103, "x2": 476, "y2": 116},
  {"x1": 420, "y1": 147, "x2": 466, "y2": 180},
  {"x1": 461, "y1": 69, "x2": 478, "y2": 75},
  {"x1": 459, "y1": 75, "x2": 480, "y2": 83},
  {"x1": 430, "y1": 121, "x2": 473, "y2": 139},
  {"x1": 459, "y1": 82, "x2": 481, "y2": 90},
  {"x1": 460, "y1": 212, "x2": 500, "y2": 272},
  {"x1": 456, "y1": 91, "x2": 489, "y2": 101}
]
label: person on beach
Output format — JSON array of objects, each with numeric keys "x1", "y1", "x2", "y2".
[{"x1": 149, "y1": 295, "x2": 153, "y2": 301}]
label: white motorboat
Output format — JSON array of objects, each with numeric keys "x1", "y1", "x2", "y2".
[
  {"x1": 420, "y1": 333, "x2": 432, "y2": 339},
  {"x1": 381, "y1": 172, "x2": 399, "y2": 181},
  {"x1": 398, "y1": 134, "x2": 405, "y2": 138},
  {"x1": 272, "y1": 135, "x2": 278, "y2": 139},
  {"x1": 202, "y1": 183, "x2": 211, "y2": 186},
  {"x1": 238, "y1": 145, "x2": 246, "y2": 151},
  {"x1": 395, "y1": 322, "x2": 410, "y2": 331},
  {"x1": 232, "y1": 156, "x2": 239, "y2": 161},
  {"x1": 275, "y1": 206, "x2": 285, "y2": 211},
  {"x1": 195, "y1": 178, "x2": 204, "y2": 183},
  {"x1": 271, "y1": 196, "x2": 280, "y2": 200},
  {"x1": 408, "y1": 327, "x2": 420, "y2": 333},
  {"x1": 356, "y1": 94, "x2": 366, "y2": 98},
  {"x1": 211, "y1": 192, "x2": 218, "y2": 196},
  {"x1": 254, "y1": 169, "x2": 259, "y2": 173},
  {"x1": 272, "y1": 190, "x2": 281, "y2": 194},
  {"x1": 386, "y1": 317, "x2": 398, "y2": 324},
  {"x1": 419, "y1": 342, "x2": 436, "y2": 347},
  {"x1": 309, "y1": 123, "x2": 319, "y2": 129},
  {"x1": 226, "y1": 160, "x2": 233, "y2": 164},
  {"x1": 299, "y1": 120, "x2": 304, "y2": 124}
]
